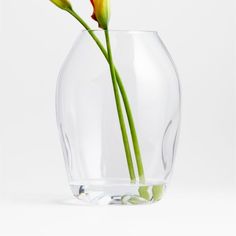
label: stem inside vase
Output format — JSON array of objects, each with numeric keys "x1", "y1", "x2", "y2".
[
  {"x1": 68, "y1": 9, "x2": 145, "y2": 183},
  {"x1": 104, "y1": 30, "x2": 136, "y2": 182}
]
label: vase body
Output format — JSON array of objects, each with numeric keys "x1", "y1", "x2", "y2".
[{"x1": 56, "y1": 30, "x2": 180, "y2": 205}]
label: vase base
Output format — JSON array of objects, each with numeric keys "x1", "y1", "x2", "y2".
[{"x1": 70, "y1": 182, "x2": 165, "y2": 205}]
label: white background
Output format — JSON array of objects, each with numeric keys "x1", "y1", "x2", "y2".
[{"x1": 0, "y1": 0, "x2": 235, "y2": 235}]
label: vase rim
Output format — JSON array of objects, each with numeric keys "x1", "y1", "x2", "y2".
[{"x1": 82, "y1": 29, "x2": 159, "y2": 34}]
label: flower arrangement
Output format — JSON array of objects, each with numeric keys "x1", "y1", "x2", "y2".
[{"x1": 50, "y1": 0, "x2": 164, "y2": 203}]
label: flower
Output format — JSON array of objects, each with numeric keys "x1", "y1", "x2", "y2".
[
  {"x1": 50, "y1": 0, "x2": 72, "y2": 11},
  {"x1": 90, "y1": 0, "x2": 110, "y2": 29}
]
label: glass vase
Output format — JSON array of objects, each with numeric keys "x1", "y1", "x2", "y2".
[{"x1": 56, "y1": 30, "x2": 181, "y2": 205}]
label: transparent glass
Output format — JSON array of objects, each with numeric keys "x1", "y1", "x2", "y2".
[{"x1": 56, "y1": 30, "x2": 181, "y2": 205}]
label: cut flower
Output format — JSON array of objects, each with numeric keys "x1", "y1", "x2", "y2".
[
  {"x1": 90, "y1": 0, "x2": 110, "y2": 29},
  {"x1": 50, "y1": 0, "x2": 72, "y2": 11}
]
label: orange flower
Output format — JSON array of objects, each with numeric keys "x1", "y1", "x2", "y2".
[
  {"x1": 50, "y1": 0, "x2": 72, "y2": 11},
  {"x1": 90, "y1": 0, "x2": 110, "y2": 29}
]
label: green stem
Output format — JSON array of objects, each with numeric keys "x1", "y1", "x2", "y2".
[
  {"x1": 104, "y1": 29, "x2": 136, "y2": 182},
  {"x1": 67, "y1": 9, "x2": 145, "y2": 182},
  {"x1": 115, "y1": 71, "x2": 145, "y2": 182}
]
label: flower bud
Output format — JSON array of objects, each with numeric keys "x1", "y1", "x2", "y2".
[
  {"x1": 90, "y1": 0, "x2": 110, "y2": 29},
  {"x1": 50, "y1": 0, "x2": 72, "y2": 11}
]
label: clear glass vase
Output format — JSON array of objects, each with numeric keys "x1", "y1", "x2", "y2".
[{"x1": 56, "y1": 30, "x2": 181, "y2": 205}]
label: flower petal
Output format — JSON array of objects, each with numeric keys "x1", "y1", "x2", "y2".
[
  {"x1": 50, "y1": 0, "x2": 72, "y2": 11},
  {"x1": 90, "y1": 0, "x2": 110, "y2": 29}
]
